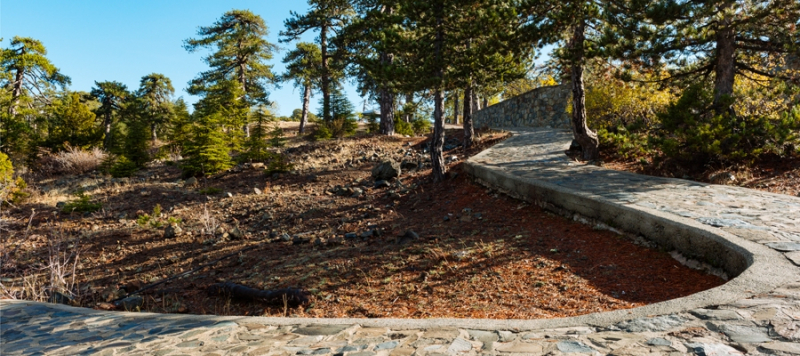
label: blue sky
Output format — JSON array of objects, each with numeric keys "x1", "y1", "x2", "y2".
[{"x1": 0, "y1": 0, "x2": 368, "y2": 116}]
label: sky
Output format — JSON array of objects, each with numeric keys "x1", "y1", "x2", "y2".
[{"x1": 0, "y1": 0, "x2": 369, "y2": 117}]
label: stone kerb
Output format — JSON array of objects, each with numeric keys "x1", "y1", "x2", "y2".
[
  {"x1": 472, "y1": 84, "x2": 572, "y2": 130},
  {"x1": 464, "y1": 128, "x2": 799, "y2": 327}
]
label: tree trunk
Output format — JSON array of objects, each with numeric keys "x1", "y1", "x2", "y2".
[
  {"x1": 713, "y1": 22, "x2": 736, "y2": 115},
  {"x1": 482, "y1": 97, "x2": 488, "y2": 109},
  {"x1": 463, "y1": 85, "x2": 474, "y2": 149},
  {"x1": 404, "y1": 93, "x2": 413, "y2": 122},
  {"x1": 243, "y1": 123, "x2": 250, "y2": 138},
  {"x1": 380, "y1": 88, "x2": 395, "y2": 135},
  {"x1": 454, "y1": 92, "x2": 460, "y2": 124},
  {"x1": 472, "y1": 91, "x2": 479, "y2": 112},
  {"x1": 431, "y1": 13, "x2": 446, "y2": 182},
  {"x1": 568, "y1": 19, "x2": 600, "y2": 161},
  {"x1": 103, "y1": 111, "x2": 113, "y2": 150},
  {"x1": 299, "y1": 84, "x2": 311, "y2": 134},
  {"x1": 151, "y1": 123, "x2": 158, "y2": 142},
  {"x1": 9, "y1": 67, "x2": 24, "y2": 116},
  {"x1": 320, "y1": 24, "x2": 331, "y2": 123}
]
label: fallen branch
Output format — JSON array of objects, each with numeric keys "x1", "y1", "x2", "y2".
[{"x1": 207, "y1": 282, "x2": 308, "y2": 307}]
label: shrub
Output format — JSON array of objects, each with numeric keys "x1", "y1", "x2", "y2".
[
  {"x1": 265, "y1": 154, "x2": 294, "y2": 175},
  {"x1": 395, "y1": 119, "x2": 414, "y2": 136},
  {"x1": 39, "y1": 146, "x2": 107, "y2": 175},
  {"x1": 61, "y1": 191, "x2": 102, "y2": 213},
  {"x1": 198, "y1": 187, "x2": 222, "y2": 195},
  {"x1": 652, "y1": 85, "x2": 800, "y2": 162},
  {"x1": 109, "y1": 156, "x2": 138, "y2": 178},
  {"x1": 597, "y1": 126, "x2": 651, "y2": 159},
  {"x1": 412, "y1": 119, "x2": 431, "y2": 135},
  {"x1": 0, "y1": 153, "x2": 28, "y2": 205},
  {"x1": 311, "y1": 125, "x2": 333, "y2": 141}
]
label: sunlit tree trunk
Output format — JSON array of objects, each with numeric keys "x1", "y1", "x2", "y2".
[
  {"x1": 299, "y1": 84, "x2": 311, "y2": 134},
  {"x1": 568, "y1": 18, "x2": 599, "y2": 161}
]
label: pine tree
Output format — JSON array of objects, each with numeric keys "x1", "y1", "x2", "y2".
[
  {"x1": 281, "y1": 0, "x2": 353, "y2": 124},
  {"x1": 241, "y1": 106, "x2": 275, "y2": 162},
  {"x1": 281, "y1": 42, "x2": 322, "y2": 134},
  {"x1": 90, "y1": 81, "x2": 128, "y2": 150},
  {"x1": 137, "y1": 73, "x2": 174, "y2": 142},
  {"x1": 607, "y1": 0, "x2": 800, "y2": 114},
  {"x1": 181, "y1": 111, "x2": 234, "y2": 177},
  {"x1": 45, "y1": 92, "x2": 100, "y2": 150},
  {"x1": 184, "y1": 10, "x2": 278, "y2": 139}
]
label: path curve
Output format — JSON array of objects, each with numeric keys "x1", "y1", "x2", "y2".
[{"x1": 2, "y1": 128, "x2": 800, "y2": 355}]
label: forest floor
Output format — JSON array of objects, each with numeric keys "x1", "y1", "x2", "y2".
[
  {"x1": 601, "y1": 151, "x2": 800, "y2": 198},
  {"x1": 1, "y1": 124, "x2": 724, "y2": 319}
]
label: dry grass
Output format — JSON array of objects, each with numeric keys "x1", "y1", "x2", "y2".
[{"x1": 38, "y1": 146, "x2": 107, "y2": 176}]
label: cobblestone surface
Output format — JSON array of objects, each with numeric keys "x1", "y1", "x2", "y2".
[{"x1": 2, "y1": 128, "x2": 799, "y2": 355}]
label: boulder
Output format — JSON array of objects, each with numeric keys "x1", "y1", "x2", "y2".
[
  {"x1": 164, "y1": 224, "x2": 182, "y2": 238},
  {"x1": 371, "y1": 160, "x2": 401, "y2": 181}
]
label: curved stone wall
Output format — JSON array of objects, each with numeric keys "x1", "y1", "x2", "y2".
[{"x1": 473, "y1": 84, "x2": 572, "y2": 130}]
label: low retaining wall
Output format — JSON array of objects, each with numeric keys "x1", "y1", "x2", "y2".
[{"x1": 473, "y1": 84, "x2": 572, "y2": 130}]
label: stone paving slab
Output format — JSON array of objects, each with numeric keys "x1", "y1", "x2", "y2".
[{"x1": 2, "y1": 127, "x2": 800, "y2": 355}]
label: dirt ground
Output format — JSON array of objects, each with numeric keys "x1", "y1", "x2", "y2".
[{"x1": 1, "y1": 125, "x2": 724, "y2": 319}]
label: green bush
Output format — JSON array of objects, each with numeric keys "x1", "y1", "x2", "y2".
[
  {"x1": 265, "y1": 154, "x2": 294, "y2": 175},
  {"x1": 198, "y1": 187, "x2": 222, "y2": 195},
  {"x1": 311, "y1": 125, "x2": 333, "y2": 141},
  {"x1": 652, "y1": 85, "x2": 800, "y2": 162},
  {"x1": 0, "y1": 152, "x2": 12, "y2": 184},
  {"x1": 395, "y1": 119, "x2": 414, "y2": 136},
  {"x1": 61, "y1": 191, "x2": 102, "y2": 213},
  {"x1": 412, "y1": 119, "x2": 431, "y2": 135},
  {"x1": 110, "y1": 156, "x2": 138, "y2": 178},
  {"x1": 597, "y1": 126, "x2": 651, "y2": 159}
]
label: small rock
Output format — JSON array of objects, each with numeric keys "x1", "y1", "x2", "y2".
[
  {"x1": 184, "y1": 177, "x2": 198, "y2": 186},
  {"x1": 164, "y1": 224, "x2": 182, "y2": 238},
  {"x1": 280, "y1": 233, "x2": 292, "y2": 242},
  {"x1": 710, "y1": 171, "x2": 736, "y2": 184},
  {"x1": 344, "y1": 232, "x2": 358, "y2": 239},
  {"x1": 56, "y1": 201, "x2": 66, "y2": 209},
  {"x1": 557, "y1": 340, "x2": 594, "y2": 353},
  {"x1": 48, "y1": 291, "x2": 74, "y2": 305},
  {"x1": 251, "y1": 162, "x2": 265, "y2": 170},
  {"x1": 226, "y1": 192, "x2": 233, "y2": 198},
  {"x1": 351, "y1": 188, "x2": 363, "y2": 198},
  {"x1": 215, "y1": 227, "x2": 226, "y2": 235},
  {"x1": 374, "y1": 180, "x2": 390, "y2": 188},
  {"x1": 117, "y1": 295, "x2": 144, "y2": 310},
  {"x1": 444, "y1": 215, "x2": 451, "y2": 221},
  {"x1": 253, "y1": 188, "x2": 262, "y2": 195},
  {"x1": 371, "y1": 160, "x2": 401, "y2": 180},
  {"x1": 229, "y1": 227, "x2": 243, "y2": 239},
  {"x1": 361, "y1": 230, "x2": 373, "y2": 238}
]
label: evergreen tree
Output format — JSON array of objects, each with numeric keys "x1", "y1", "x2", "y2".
[
  {"x1": 90, "y1": 81, "x2": 128, "y2": 150},
  {"x1": 1, "y1": 37, "x2": 70, "y2": 117},
  {"x1": 281, "y1": 0, "x2": 353, "y2": 123},
  {"x1": 281, "y1": 42, "x2": 322, "y2": 134},
  {"x1": 45, "y1": 92, "x2": 101, "y2": 150},
  {"x1": 241, "y1": 106, "x2": 276, "y2": 162},
  {"x1": 137, "y1": 73, "x2": 174, "y2": 142},
  {"x1": 167, "y1": 98, "x2": 192, "y2": 154},
  {"x1": 181, "y1": 111, "x2": 233, "y2": 177},
  {"x1": 607, "y1": 0, "x2": 800, "y2": 114},
  {"x1": 184, "y1": 10, "x2": 278, "y2": 139},
  {"x1": 1, "y1": 37, "x2": 70, "y2": 158}
]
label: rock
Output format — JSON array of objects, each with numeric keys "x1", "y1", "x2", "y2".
[
  {"x1": 400, "y1": 160, "x2": 417, "y2": 170},
  {"x1": 123, "y1": 280, "x2": 143, "y2": 293},
  {"x1": 344, "y1": 232, "x2": 358, "y2": 240},
  {"x1": 185, "y1": 177, "x2": 198, "y2": 187},
  {"x1": 251, "y1": 162, "x2": 265, "y2": 170},
  {"x1": 253, "y1": 188, "x2": 262, "y2": 195},
  {"x1": 374, "y1": 180, "x2": 390, "y2": 188},
  {"x1": 102, "y1": 286, "x2": 126, "y2": 302},
  {"x1": 646, "y1": 338, "x2": 671, "y2": 346},
  {"x1": 117, "y1": 295, "x2": 144, "y2": 310},
  {"x1": 371, "y1": 160, "x2": 401, "y2": 180},
  {"x1": 226, "y1": 192, "x2": 233, "y2": 198},
  {"x1": 556, "y1": 340, "x2": 594, "y2": 353},
  {"x1": 351, "y1": 188, "x2": 363, "y2": 198},
  {"x1": 765, "y1": 242, "x2": 800, "y2": 252},
  {"x1": 56, "y1": 201, "x2": 66, "y2": 209},
  {"x1": 710, "y1": 171, "x2": 736, "y2": 184},
  {"x1": 616, "y1": 315, "x2": 686, "y2": 332},
  {"x1": 361, "y1": 230, "x2": 373, "y2": 238},
  {"x1": 229, "y1": 227, "x2": 243, "y2": 239},
  {"x1": 716, "y1": 324, "x2": 772, "y2": 343},
  {"x1": 164, "y1": 224, "x2": 182, "y2": 238},
  {"x1": 444, "y1": 215, "x2": 451, "y2": 221},
  {"x1": 280, "y1": 233, "x2": 292, "y2": 242},
  {"x1": 215, "y1": 227, "x2": 226, "y2": 235},
  {"x1": 446, "y1": 339, "x2": 472, "y2": 353},
  {"x1": 48, "y1": 291, "x2": 74, "y2": 305},
  {"x1": 685, "y1": 343, "x2": 744, "y2": 356}
]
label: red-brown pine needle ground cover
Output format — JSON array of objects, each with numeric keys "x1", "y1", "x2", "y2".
[{"x1": 1, "y1": 127, "x2": 724, "y2": 319}]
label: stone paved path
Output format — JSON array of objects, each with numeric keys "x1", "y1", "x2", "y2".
[{"x1": 2, "y1": 128, "x2": 800, "y2": 355}]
